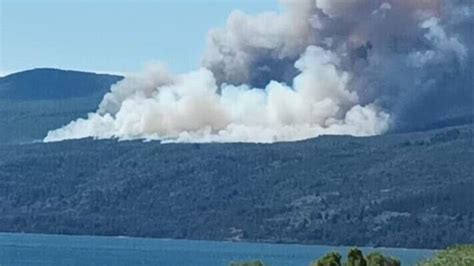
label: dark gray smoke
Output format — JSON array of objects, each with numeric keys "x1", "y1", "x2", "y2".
[{"x1": 45, "y1": 0, "x2": 473, "y2": 143}]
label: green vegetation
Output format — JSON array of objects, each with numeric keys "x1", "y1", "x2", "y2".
[
  {"x1": 310, "y1": 248, "x2": 400, "y2": 266},
  {"x1": 229, "y1": 260, "x2": 265, "y2": 266},
  {"x1": 232, "y1": 248, "x2": 401, "y2": 266},
  {"x1": 366, "y1": 252, "x2": 400, "y2": 266},
  {"x1": 0, "y1": 125, "x2": 473, "y2": 248},
  {"x1": 230, "y1": 246, "x2": 474, "y2": 266},
  {"x1": 312, "y1": 252, "x2": 342, "y2": 266},
  {"x1": 347, "y1": 248, "x2": 367, "y2": 266},
  {"x1": 418, "y1": 245, "x2": 474, "y2": 266},
  {"x1": 0, "y1": 68, "x2": 123, "y2": 144}
]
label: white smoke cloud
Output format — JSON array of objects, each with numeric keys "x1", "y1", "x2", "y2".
[
  {"x1": 45, "y1": 0, "x2": 473, "y2": 143},
  {"x1": 45, "y1": 46, "x2": 389, "y2": 143}
]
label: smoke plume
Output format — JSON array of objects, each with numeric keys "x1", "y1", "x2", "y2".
[{"x1": 45, "y1": 0, "x2": 473, "y2": 143}]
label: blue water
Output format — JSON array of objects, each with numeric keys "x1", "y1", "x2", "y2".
[{"x1": 0, "y1": 233, "x2": 434, "y2": 266}]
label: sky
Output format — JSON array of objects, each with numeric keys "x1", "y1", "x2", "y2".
[{"x1": 0, "y1": 0, "x2": 278, "y2": 76}]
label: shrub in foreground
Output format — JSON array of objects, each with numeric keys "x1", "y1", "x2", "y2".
[
  {"x1": 417, "y1": 245, "x2": 474, "y2": 266},
  {"x1": 366, "y1": 252, "x2": 400, "y2": 266},
  {"x1": 228, "y1": 245, "x2": 474, "y2": 266},
  {"x1": 312, "y1": 252, "x2": 342, "y2": 266},
  {"x1": 311, "y1": 248, "x2": 400, "y2": 266},
  {"x1": 348, "y1": 248, "x2": 367, "y2": 266},
  {"x1": 229, "y1": 260, "x2": 265, "y2": 266}
]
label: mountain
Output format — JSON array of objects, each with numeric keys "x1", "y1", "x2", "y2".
[
  {"x1": 1, "y1": 68, "x2": 472, "y2": 143},
  {"x1": 0, "y1": 68, "x2": 123, "y2": 144},
  {"x1": 0, "y1": 125, "x2": 472, "y2": 249},
  {"x1": 0, "y1": 68, "x2": 473, "y2": 249},
  {"x1": 0, "y1": 68, "x2": 123, "y2": 100}
]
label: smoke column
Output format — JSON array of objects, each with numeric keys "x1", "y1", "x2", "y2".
[{"x1": 45, "y1": 0, "x2": 473, "y2": 143}]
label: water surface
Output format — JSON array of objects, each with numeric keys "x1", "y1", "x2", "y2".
[{"x1": 0, "y1": 233, "x2": 434, "y2": 265}]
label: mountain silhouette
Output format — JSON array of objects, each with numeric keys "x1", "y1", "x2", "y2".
[{"x1": 0, "y1": 68, "x2": 123, "y2": 100}]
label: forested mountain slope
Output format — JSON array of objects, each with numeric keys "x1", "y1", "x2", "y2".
[
  {"x1": 0, "y1": 69, "x2": 123, "y2": 143},
  {"x1": 0, "y1": 125, "x2": 472, "y2": 249}
]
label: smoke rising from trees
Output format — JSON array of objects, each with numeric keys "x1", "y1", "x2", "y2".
[{"x1": 45, "y1": 0, "x2": 473, "y2": 143}]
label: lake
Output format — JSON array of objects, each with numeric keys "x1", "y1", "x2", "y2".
[{"x1": 0, "y1": 233, "x2": 434, "y2": 265}]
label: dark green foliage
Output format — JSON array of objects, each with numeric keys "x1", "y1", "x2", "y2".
[
  {"x1": 313, "y1": 249, "x2": 401, "y2": 266},
  {"x1": 366, "y1": 253, "x2": 385, "y2": 266},
  {"x1": 347, "y1": 248, "x2": 366, "y2": 266},
  {"x1": 366, "y1": 252, "x2": 400, "y2": 266},
  {"x1": 229, "y1": 260, "x2": 265, "y2": 266},
  {"x1": 430, "y1": 129, "x2": 461, "y2": 143},
  {"x1": 0, "y1": 69, "x2": 123, "y2": 144},
  {"x1": 383, "y1": 257, "x2": 400, "y2": 266},
  {"x1": 312, "y1": 252, "x2": 342, "y2": 266},
  {"x1": 0, "y1": 125, "x2": 472, "y2": 249},
  {"x1": 418, "y1": 245, "x2": 474, "y2": 266}
]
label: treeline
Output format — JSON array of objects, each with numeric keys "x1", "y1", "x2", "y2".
[
  {"x1": 231, "y1": 245, "x2": 474, "y2": 266},
  {"x1": 230, "y1": 248, "x2": 400, "y2": 266},
  {"x1": 0, "y1": 126, "x2": 472, "y2": 249}
]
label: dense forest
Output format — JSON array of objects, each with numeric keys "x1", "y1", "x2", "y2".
[
  {"x1": 0, "y1": 69, "x2": 123, "y2": 144},
  {"x1": 0, "y1": 125, "x2": 472, "y2": 249}
]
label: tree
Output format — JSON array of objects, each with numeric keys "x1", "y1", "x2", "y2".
[
  {"x1": 347, "y1": 248, "x2": 367, "y2": 266},
  {"x1": 312, "y1": 252, "x2": 342, "y2": 266},
  {"x1": 229, "y1": 260, "x2": 265, "y2": 266},
  {"x1": 366, "y1": 252, "x2": 400, "y2": 266}
]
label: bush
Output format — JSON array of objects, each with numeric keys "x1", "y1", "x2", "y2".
[
  {"x1": 312, "y1": 249, "x2": 401, "y2": 266},
  {"x1": 229, "y1": 245, "x2": 474, "y2": 266},
  {"x1": 229, "y1": 260, "x2": 265, "y2": 266},
  {"x1": 348, "y1": 248, "x2": 367, "y2": 266},
  {"x1": 312, "y1": 252, "x2": 342, "y2": 266},
  {"x1": 418, "y1": 245, "x2": 474, "y2": 266},
  {"x1": 366, "y1": 252, "x2": 400, "y2": 266}
]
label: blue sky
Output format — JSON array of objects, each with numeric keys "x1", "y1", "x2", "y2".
[{"x1": 0, "y1": 0, "x2": 278, "y2": 76}]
